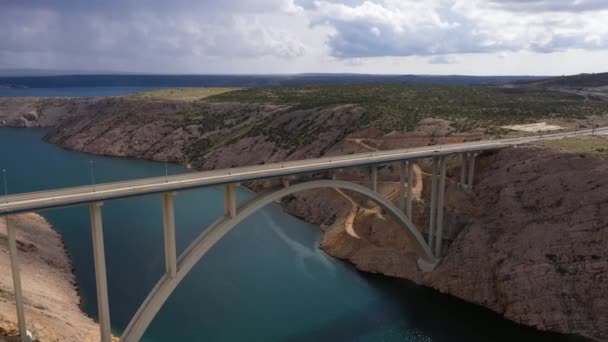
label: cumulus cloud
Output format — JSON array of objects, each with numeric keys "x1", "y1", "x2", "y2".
[
  {"x1": 0, "y1": 0, "x2": 306, "y2": 71},
  {"x1": 487, "y1": 0, "x2": 608, "y2": 12},
  {"x1": 1, "y1": 0, "x2": 608, "y2": 72},
  {"x1": 304, "y1": 0, "x2": 608, "y2": 58}
]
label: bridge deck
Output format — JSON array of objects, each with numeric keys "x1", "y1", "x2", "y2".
[{"x1": 0, "y1": 127, "x2": 603, "y2": 215}]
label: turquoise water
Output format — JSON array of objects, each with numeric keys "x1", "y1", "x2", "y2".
[
  {"x1": 0, "y1": 128, "x2": 581, "y2": 342},
  {"x1": 0, "y1": 88, "x2": 581, "y2": 342}
]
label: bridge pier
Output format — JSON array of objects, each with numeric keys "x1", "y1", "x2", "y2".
[
  {"x1": 330, "y1": 170, "x2": 337, "y2": 181},
  {"x1": 435, "y1": 157, "x2": 447, "y2": 257},
  {"x1": 162, "y1": 193, "x2": 177, "y2": 279},
  {"x1": 369, "y1": 165, "x2": 378, "y2": 192},
  {"x1": 398, "y1": 161, "x2": 406, "y2": 213},
  {"x1": 460, "y1": 153, "x2": 468, "y2": 188},
  {"x1": 89, "y1": 203, "x2": 112, "y2": 342},
  {"x1": 460, "y1": 152, "x2": 476, "y2": 191},
  {"x1": 224, "y1": 184, "x2": 237, "y2": 218},
  {"x1": 428, "y1": 157, "x2": 439, "y2": 249},
  {"x1": 4, "y1": 216, "x2": 28, "y2": 342},
  {"x1": 406, "y1": 161, "x2": 414, "y2": 219},
  {"x1": 467, "y1": 153, "x2": 476, "y2": 190}
]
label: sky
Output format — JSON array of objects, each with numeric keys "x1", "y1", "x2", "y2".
[{"x1": 1, "y1": 0, "x2": 608, "y2": 75}]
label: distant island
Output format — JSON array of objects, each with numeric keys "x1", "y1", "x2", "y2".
[{"x1": 0, "y1": 73, "x2": 546, "y2": 88}]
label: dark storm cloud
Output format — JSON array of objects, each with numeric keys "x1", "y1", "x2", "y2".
[
  {"x1": 2, "y1": 0, "x2": 608, "y2": 71},
  {"x1": 2, "y1": 0, "x2": 282, "y2": 15},
  {"x1": 0, "y1": 0, "x2": 305, "y2": 71}
]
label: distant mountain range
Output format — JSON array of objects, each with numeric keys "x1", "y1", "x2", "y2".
[
  {"x1": 516, "y1": 72, "x2": 608, "y2": 88},
  {"x1": 0, "y1": 68, "x2": 130, "y2": 77},
  {"x1": 0, "y1": 73, "x2": 546, "y2": 88}
]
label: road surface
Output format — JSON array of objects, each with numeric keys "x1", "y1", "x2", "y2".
[{"x1": 1, "y1": 127, "x2": 607, "y2": 215}]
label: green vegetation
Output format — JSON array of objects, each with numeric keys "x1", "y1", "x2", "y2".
[
  {"x1": 523, "y1": 72, "x2": 608, "y2": 88},
  {"x1": 542, "y1": 137, "x2": 608, "y2": 157},
  {"x1": 130, "y1": 87, "x2": 239, "y2": 101},
  {"x1": 124, "y1": 84, "x2": 608, "y2": 165},
  {"x1": 206, "y1": 84, "x2": 608, "y2": 132}
]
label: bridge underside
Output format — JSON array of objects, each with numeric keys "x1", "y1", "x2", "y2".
[
  {"x1": 3, "y1": 152, "x2": 478, "y2": 342},
  {"x1": 121, "y1": 151, "x2": 479, "y2": 341},
  {"x1": 120, "y1": 178, "x2": 447, "y2": 341}
]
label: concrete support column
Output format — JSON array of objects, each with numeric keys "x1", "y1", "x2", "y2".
[
  {"x1": 398, "y1": 161, "x2": 406, "y2": 213},
  {"x1": 281, "y1": 177, "x2": 291, "y2": 188},
  {"x1": 435, "y1": 157, "x2": 447, "y2": 257},
  {"x1": 428, "y1": 157, "x2": 438, "y2": 248},
  {"x1": 467, "y1": 153, "x2": 476, "y2": 190},
  {"x1": 369, "y1": 165, "x2": 378, "y2": 192},
  {"x1": 161, "y1": 192, "x2": 177, "y2": 279},
  {"x1": 5, "y1": 216, "x2": 28, "y2": 342},
  {"x1": 89, "y1": 203, "x2": 112, "y2": 342},
  {"x1": 224, "y1": 184, "x2": 237, "y2": 219},
  {"x1": 406, "y1": 161, "x2": 415, "y2": 219},
  {"x1": 460, "y1": 153, "x2": 468, "y2": 187},
  {"x1": 330, "y1": 170, "x2": 337, "y2": 181}
]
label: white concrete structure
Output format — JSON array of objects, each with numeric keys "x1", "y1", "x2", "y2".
[
  {"x1": 121, "y1": 180, "x2": 438, "y2": 341},
  {"x1": 0, "y1": 126, "x2": 605, "y2": 341},
  {"x1": 4, "y1": 216, "x2": 28, "y2": 342},
  {"x1": 89, "y1": 203, "x2": 112, "y2": 342}
]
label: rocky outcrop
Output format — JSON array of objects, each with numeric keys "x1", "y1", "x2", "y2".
[
  {"x1": 40, "y1": 97, "x2": 364, "y2": 166},
  {"x1": 3, "y1": 95, "x2": 605, "y2": 340},
  {"x1": 435, "y1": 146, "x2": 607, "y2": 341},
  {"x1": 317, "y1": 145, "x2": 608, "y2": 341},
  {"x1": 0, "y1": 214, "x2": 102, "y2": 341}
]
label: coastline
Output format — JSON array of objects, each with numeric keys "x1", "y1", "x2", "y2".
[
  {"x1": 0, "y1": 213, "x2": 102, "y2": 341},
  {"x1": 1, "y1": 96, "x2": 606, "y2": 340}
]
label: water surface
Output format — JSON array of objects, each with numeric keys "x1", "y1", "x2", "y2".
[{"x1": 0, "y1": 96, "x2": 580, "y2": 341}]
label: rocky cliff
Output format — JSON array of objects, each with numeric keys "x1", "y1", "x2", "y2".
[
  {"x1": 0, "y1": 214, "x2": 103, "y2": 341},
  {"x1": 314, "y1": 145, "x2": 607, "y2": 341},
  {"x1": 2, "y1": 95, "x2": 606, "y2": 341}
]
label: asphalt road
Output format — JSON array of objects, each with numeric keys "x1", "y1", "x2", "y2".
[{"x1": 1, "y1": 126, "x2": 607, "y2": 215}]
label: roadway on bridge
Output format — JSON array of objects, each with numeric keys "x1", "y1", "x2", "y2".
[{"x1": 1, "y1": 126, "x2": 607, "y2": 215}]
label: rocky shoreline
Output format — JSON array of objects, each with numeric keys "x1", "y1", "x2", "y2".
[
  {"x1": 1, "y1": 96, "x2": 606, "y2": 341},
  {"x1": 0, "y1": 214, "x2": 102, "y2": 341}
]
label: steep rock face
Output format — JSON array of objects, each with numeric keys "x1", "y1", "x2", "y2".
[
  {"x1": 0, "y1": 214, "x2": 102, "y2": 341},
  {"x1": 35, "y1": 97, "x2": 365, "y2": 167},
  {"x1": 199, "y1": 105, "x2": 365, "y2": 170},
  {"x1": 320, "y1": 146, "x2": 607, "y2": 341},
  {"x1": 43, "y1": 98, "x2": 205, "y2": 163},
  {"x1": 431, "y1": 146, "x2": 607, "y2": 341},
  {"x1": 4, "y1": 96, "x2": 605, "y2": 340}
]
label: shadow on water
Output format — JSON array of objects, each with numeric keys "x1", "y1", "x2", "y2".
[{"x1": 286, "y1": 272, "x2": 590, "y2": 342}]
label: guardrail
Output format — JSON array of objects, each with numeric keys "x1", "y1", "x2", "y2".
[{"x1": 0, "y1": 126, "x2": 605, "y2": 216}]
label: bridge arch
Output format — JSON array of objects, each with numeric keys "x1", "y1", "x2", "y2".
[{"x1": 120, "y1": 180, "x2": 437, "y2": 341}]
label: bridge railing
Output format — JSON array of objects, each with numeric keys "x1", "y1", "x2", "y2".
[{"x1": 1, "y1": 125, "x2": 605, "y2": 341}]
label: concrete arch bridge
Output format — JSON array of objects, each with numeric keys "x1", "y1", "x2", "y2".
[{"x1": 1, "y1": 128, "x2": 603, "y2": 341}]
